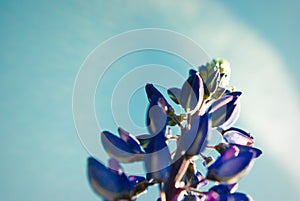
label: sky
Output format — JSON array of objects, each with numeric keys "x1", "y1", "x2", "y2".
[{"x1": 1, "y1": 1, "x2": 300, "y2": 201}]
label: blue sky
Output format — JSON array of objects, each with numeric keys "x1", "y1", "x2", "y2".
[{"x1": 1, "y1": 1, "x2": 299, "y2": 201}]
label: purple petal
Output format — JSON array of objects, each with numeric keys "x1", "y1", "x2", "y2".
[
  {"x1": 87, "y1": 157, "x2": 131, "y2": 200},
  {"x1": 215, "y1": 143, "x2": 262, "y2": 159},
  {"x1": 101, "y1": 131, "x2": 144, "y2": 163},
  {"x1": 108, "y1": 158, "x2": 124, "y2": 174},
  {"x1": 218, "y1": 99, "x2": 240, "y2": 130},
  {"x1": 145, "y1": 84, "x2": 163, "y2": 102},
  {"x1": 180, "y1": 72, "x2": 204, "y2": 113},
  {"x1": 220, "y1": 193, "x2": 253, "y2": 201},
  {"x1": 117, "y1": 127, "x2": 144, "y2": 154},
  {"x1": 128, "y1": 175, "x2": 146, "y2": 184},
  {"x1": 189, "y1": 69, "x2": 198, "y2": 75},
  {"x1": 209, "y1": 183, "x2": 238, "y2": 195},
  {"x1": 226, "y1": 91, "x2": 242, "y2": 97},
  {"x1": 218, "y1": 146, "x2": 240, "y2": 162},
  {"x1": 206, "y1": 148, "x2": 254, "y2": 183},
  {"x1": 146, "y1": 100, "x2": 168, "y2": 135},
  {"x1": 145, "y1": 83, "x2": 165, "y2": 102},
  {"x1": 145, "y1": 83, "x2": 173, "y2": 112},
  {"x1": 232, "y1": 144, "x2": 262, "y2": 158},
  {"x1": 144, "y1": 138, "x2": 171, "y2": 182},
  {"x1": 183, "y1": 112, "x2": 210, "y2": 157},
  {"x1": 205, "y1": 191, "x2": 220, "y2": 201},
  {"x1": 222, "y1": 127, "x2": 254, "y2": 146},
  {"x1": 208, "y1": 92, "x2": 241, "y2": 130}
]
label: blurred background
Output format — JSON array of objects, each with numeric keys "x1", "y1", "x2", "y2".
[{"x1": 1, "y1": 0, "x2": 299, "y2": 200}]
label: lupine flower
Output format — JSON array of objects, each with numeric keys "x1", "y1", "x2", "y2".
[
  {"x1": 182, "y1": 112, "x2": 210, "y2": 158},
  {"x1": 209, "y1": 183, "x2": 238, "y2": 195},
  {"x1": 146, "y1": 83, "x2": 174, "y2": 114},
  {"x1": 205, "y1": 183, "x2": 253, "y2": 201},
  {"x1": 219, "y1": 192, "x2": 253, "y2": 201},
  {"x1": 218, "y1": 127, "x2": 254, "y2": 146},
  {"x1": 101, "y1": 131, "x2": 144, "y2": 163},
  {"x1": 118, "y1": 127, "x2": 145, "y2": 153},
  {"x1": 215, "y1": 143, "x2": 262, "y2": 159},
  {"x1": 206, "y1": 145, "x2": 256, "y2": 184},
  {"x1": 87, "y1": 157, "x2": 132, "y2": 200},
  {"x1": 146, "y1": 97, "x2": 168, "y2": 136},
  {"x1": 208, "y1": 92, "x2": 241, "y2": 130},
  {"x1": 180, "y1": 72, "x2": 204, "y2": 113},
  {"x1": 143, "y1": 133, "x2": 171, "y2": 183}
]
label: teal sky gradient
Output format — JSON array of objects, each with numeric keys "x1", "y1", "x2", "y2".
[{"x1": 1, "y1": 1, "x2": 299, "y2": 201}]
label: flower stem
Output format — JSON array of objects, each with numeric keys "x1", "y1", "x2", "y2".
[
  {"x1": 182, "y1": 185, "x2": 206, "y2": 196},
  {"x1": 159, "y1": 183, "x2": 166, "y2": 201},
  {"x1": 174, "y1": 158, "x2": 191, "y2": 185}
]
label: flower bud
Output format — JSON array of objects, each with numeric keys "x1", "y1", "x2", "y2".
[
  {"x1": 182, "y1": 112, "x2": 210, "y2": 157},
  {"x1": 208, "y1": 92, "x2": 242, "y2": 130},
  {"x1": 101, "y1": 131, "x2": 144, "y2": 163},
  {"x1": 180, "y1": 72, "x2": 204, "y2": 113},
  {"x1": 206, "y1": 146, "x2": 255, "y2": 184},
  {"x1": 87, "y1": 157, "x2": 132, "y2": 200}
]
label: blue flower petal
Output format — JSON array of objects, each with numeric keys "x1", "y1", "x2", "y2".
[
  {"x1": 146, "y1": 99, "x2": 168, "y2": 136},
  {"x1": 128, "y1": 175, "x2": 147, "y2": 184},
  {"x1": 108, "y1": 158, "x2": 124, "y2": 174},
  {"x1": 205, "y1": 190, "x2": 220, "y2": 201},
  {"x1": 208, "y1": 92, "x2": 241, "y2": 130},
  {"x1": 145, "y1": 83, "x2": 165, "y2": 103},
  {"x1": 221, "y1": 127, "x2": 254, "y2": 146},
  {"x1": 183, "y1": 112, "x2": 210, "y2": 157},
  {"x1": 101, "y1": 131, "x2": 144, "y2": 163},
  {"x1": 189, "y1": 69, "x2": 198, "y2": 76},
  {"x1": 209, "y1": 183, "x2": 238, "y2": 195},
  {"x1": 117, "y1": 127, "x2": 144, "y2": 154},
  {"x1": 145, "y1": 83, "x2": 173, "y2": 112},
  {"x1": 206, "y1": 146, "x2": 255, "y2": 183},
  {"x1": 232, "y1": 144, "x2": 262, "y2": 158},
  {"x1": 220, "y1": 193, "x2": 253, "y2": 201},
  {"x1": 143, "y1": 134, "x2": 171, "y2": 182},
  {"x1": 215, "y1": 143, "x2": 262, "y2": 159},
  {"x1": 87, "y1": 157, "x2": 132, "y2": 200},
  {"x1": 180, "y1": 72, "x2": 204, "y2": 113}
]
